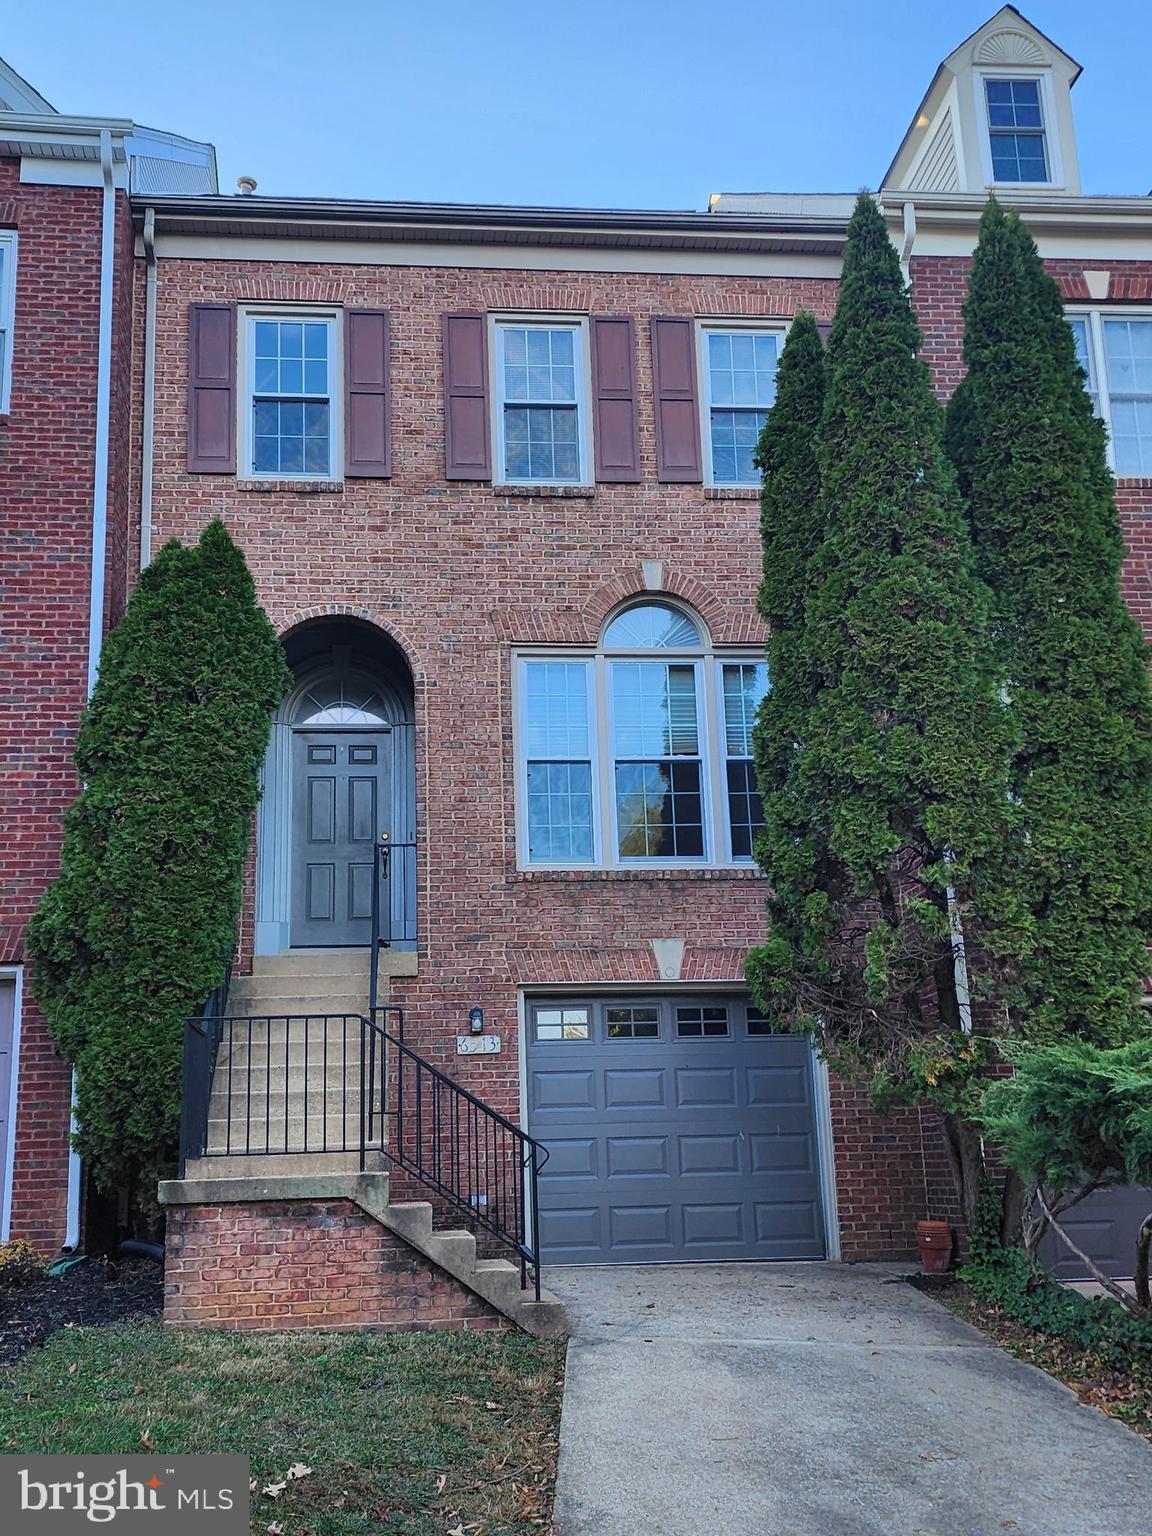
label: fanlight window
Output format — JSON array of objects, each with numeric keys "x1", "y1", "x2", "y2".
[
  {"x1": 293, "y1": 679, "x2": 390, "y2": 726},
  {"x1": 602, "y1": 603, "x2": 703, "y2": 650}
]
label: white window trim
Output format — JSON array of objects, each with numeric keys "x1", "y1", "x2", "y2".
[
  {"x1": 513, "y1": 604, "x2": 767, "y2": 871},
  {"x1": 1069, "y1": 306, "x2": 1152, "y2": 477},
  {"x1": 490, "y1": 314, "x2": 593, "y2": 487},
  {"x1": 697, "y1": 317, "x2": 789, "y2": 488},
  {"x1": 974, "y1": 68, "x2": 1064, "y2": 191},
  {"x1": 0, "y1": 231, "x2": 17, "y2": 415},
  {"x1": 237, "y1": 304, "x2": 343, "y2": 481}
]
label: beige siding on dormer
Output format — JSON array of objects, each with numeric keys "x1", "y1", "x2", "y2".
[{"x1": 907, "y1": 112, "x2": 960, "y2": 193}]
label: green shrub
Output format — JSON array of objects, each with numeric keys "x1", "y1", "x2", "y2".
[
  {"x1": 961, "y1": 1241, "x2": 1152, "y2": 1380},
  {"x1": 0, "y1": 1239, "x2": 49, "y2": 1289},
  {"x1": 26, "y1": 521, "x2": 290, "y2": 1222},
  {"x1": 746, "y1": 193, "x2": 1014, "y2": 1223}
]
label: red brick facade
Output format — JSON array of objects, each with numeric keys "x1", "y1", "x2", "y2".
[
  {"x1": 0, "y1": 155, "x2": 135, "y2": 1252},
  {"x1": 6, "y1": 165, "x2": 1152, "y2": 1272},
  {"x1": 164, "y1": 1199, "x2": 508, "y2": 1330}
]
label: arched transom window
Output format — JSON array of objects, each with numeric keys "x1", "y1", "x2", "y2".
[
  {"x1": 292, "y1": 675, "x2": 391, "y2": 727},
  {"x1": 515, "y1": 601, "x2": 769, "y2": 867}
]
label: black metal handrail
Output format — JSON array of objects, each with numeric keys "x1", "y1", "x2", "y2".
[
  {"x1": 178, "y1": 964, "x2": 232, "y2": 1176},
  {"x1": 368, "y1": 1005, "x2": 548, "y2": 1301},
  {"x1": 369, "y1": 835, "x2": 418, "y2": 1015},
  {"x1": 178, "y1": 1000, "x2": 548, "y2": 1301}
]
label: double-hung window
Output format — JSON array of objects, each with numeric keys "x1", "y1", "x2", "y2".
[
  {"x1": 701, "y1": 326, "x2": 782, "y2": 485},
  {"x1": 494, "y1": 320, "x2": 587, "y2": 484},
  {"x1": 0, "y1": 232, "x2": 15, "y2": 414},
  {"x1": 1069, "y1": 311, "x2": 1152, "y2": 476},
  {"x1": 721, "y1": 662, "x2": 769, "y2": 858},
  {"x1": 984, "y1": 77, "x2": 1049, "y2": 184},
  {"x1": 244, "y1": 311, "x2": 339, "y2": 478},
  {"x1": 516, "y1": 601, "x2": 770, "y2": 868}
]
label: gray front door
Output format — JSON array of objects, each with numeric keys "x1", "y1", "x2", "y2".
[
  {"x1": 291, "y1": 731, "x2": 389, "y2": 946},
  {"x1": 527, "y1": 993, "x2": 827, "y2": 1264}
]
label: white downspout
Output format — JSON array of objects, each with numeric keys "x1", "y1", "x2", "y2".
[
  {"x1": 899, "y1": 199, "x2": 917, "y2": 283},
  {"x1": 87, "y1": 128, "x2": 115, "y2": 695},
  {"x1": 63, "y1": 128, "x2": 117, "y2": 1253},
  {"x1": 140, "y1": 206, "x2": 156, "y2": 569}
]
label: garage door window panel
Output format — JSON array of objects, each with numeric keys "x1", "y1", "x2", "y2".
[{"x1": 607, "y1": 1006, "x2": 660, "y2": 1039}]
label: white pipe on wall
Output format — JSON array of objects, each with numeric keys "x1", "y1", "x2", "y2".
[
  {"x1": 140, "y1": 206, "x2": 156, "y2": 569},
  {"x1": 63, "y1": 127, "x2": 118, "y2": 1254}
]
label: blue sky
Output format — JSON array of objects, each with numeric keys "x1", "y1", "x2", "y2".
[{"x1": 5, "y1": 1, "x2": 1149, "y2": 207}]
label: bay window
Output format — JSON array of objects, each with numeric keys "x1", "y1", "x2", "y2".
[{"x1": 516, "y1": 601, "x2": 769, "y2": 868}]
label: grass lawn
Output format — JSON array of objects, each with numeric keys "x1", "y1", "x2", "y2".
[{"x1": 0, "y1": 1322, "x2": 565, "y2": 1535}]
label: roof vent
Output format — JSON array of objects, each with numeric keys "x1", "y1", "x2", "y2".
[{"x1": 236, "y1": 175, "x2": 257, "y2": 196}]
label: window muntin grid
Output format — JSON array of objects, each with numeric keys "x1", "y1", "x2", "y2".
[
  {"x1": 249, "y1": 316, "x2": 335, "y2": 477},
  {"x1": 522, "y1": 660, "x2": 595, "y2": 862},
  {"x1": 516, "y1": 602, "x2": 769, "y2": 869},
  {"x1": 985, "y1": 78, "x2": 1049, "y2": 183},
  {"x1": 497, "y1": 323, "x2": 584, "y2": 483},
  {"x1": 704, "y1": 330, "x2": 781, "y2": 484},
  {"x1": 1068, "y1": 311, "x2": 1152, "y2": 476}
]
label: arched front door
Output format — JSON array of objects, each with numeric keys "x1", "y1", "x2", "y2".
[
  {"x1": 290, "y1": 672, "x2": 392, "y2": 948},
  {"x1": 256, "y1": 624, "x2": 417, "y2": 957}
]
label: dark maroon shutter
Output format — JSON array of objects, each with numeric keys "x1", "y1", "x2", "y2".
[
  {"x1": 815, "y1": 321, "x2": 833, "y2": 346},
  {"x1": 590, "y1": 316, "x2": 640, "y2": 483},
  {"x1": 651, "y1": 316, "x2": 702, "y2": 483},
  {"x1": 344, "y1": 309, "x2": 391, "y2": 477},
  {"x1": 443, "y1": 312, "x2": 491, "y2": 480},
  {"x1": 187, "y1": 303, "x2": 236, "y2": 473}
]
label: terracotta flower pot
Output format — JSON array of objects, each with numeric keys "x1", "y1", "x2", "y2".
[{"x1": 916, "y1": 1219, "x2": 954, "y2": 1275}]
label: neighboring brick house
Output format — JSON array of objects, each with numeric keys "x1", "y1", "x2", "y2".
[{"x1": 2, "y1": 7, "x2": 1150, "y2": 1326}]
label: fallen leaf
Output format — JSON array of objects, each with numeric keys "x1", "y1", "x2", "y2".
[
  {"x1": 286, "y1": 1464, "x2": 312, "y2": 1481},
  {"x1": 139, "y1": 1429, "x2": 156, "y2": 1451},
  {"x1": 67, "y1": 1364, "x2": 78, "y2": 1376},
  {"x1": 262, "y1": 1481, "x2": 286, "y2": 1500},
  {"x1": 485, "y1": 1402, "x2": 500, "y2": 1411},
  {"x1": 436, "y1": 1474, "x2": 447, "y2": 1494},
  {"x1": 267, "y1": 1525, "x2": 284, "y2": 1535}
]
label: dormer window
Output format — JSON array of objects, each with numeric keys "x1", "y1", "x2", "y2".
[{"x1": 984, "y1": 78, "x2": 1049, "y2": 183}]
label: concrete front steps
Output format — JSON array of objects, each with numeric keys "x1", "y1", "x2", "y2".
[
  {"x1": 158, "y1": 1169, "x2": 566, "y2": 1339},
  {"x1": 201, "y1": 948, "x2": 409, "y2": 1166}
]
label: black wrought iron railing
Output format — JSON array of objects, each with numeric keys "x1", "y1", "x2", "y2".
[
  {"x1": 178, "y1": 1000, "x2": 548, "y2": 1301},
  {"x1": 178, "y1": 965, "x2": 232, "y2": 1176},
  {"x1": 369, "y1": 834, "x2": 417, "y2": 1014},
  {"x1": 368, "y1": 1006, "x2": 548, "y2": 1300}
]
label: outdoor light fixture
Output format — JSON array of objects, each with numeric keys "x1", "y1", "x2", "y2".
[{"x1": 468, "y1": 1007, "x2": 484, "y2": 1035}]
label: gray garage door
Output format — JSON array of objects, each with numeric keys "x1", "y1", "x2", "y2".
[
  {"x1": 1039, "y1": 1184, "x2": 1152, "y2": 1281},
  {"x1": 526, "y1": 994, "x2": 827, "y2": 1265}
]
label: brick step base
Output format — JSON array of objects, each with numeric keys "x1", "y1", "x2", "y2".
[{"x1": 157, "y1": 1170, "x2": 565, "y2": 1339}]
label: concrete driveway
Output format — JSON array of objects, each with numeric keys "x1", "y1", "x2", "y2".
[{"x1": 549, "y1": 1263, "x2": 1152, "y2": 1536}]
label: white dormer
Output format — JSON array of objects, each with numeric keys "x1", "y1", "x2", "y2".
[{"x1": 884, "y1": 6, "x2": 1082, "y2": 196}]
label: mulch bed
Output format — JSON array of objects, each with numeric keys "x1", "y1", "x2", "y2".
[
  {"x1": 0, "y1": 1259, "x2": 163, "y2": 1365},
  {"x1": 918, "y1": 1274, "x2": 1152, "y2": 1442}
]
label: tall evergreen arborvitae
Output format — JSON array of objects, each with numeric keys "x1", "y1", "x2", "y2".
[
  {"x1": 751, "y1": 311, "x2": 825, "y2": 836},
  {"x1": 27, "y1": 521, "x2": 290, "y2": 1222},
  {"x1": 748, "y1": 195, "x2": 1015, "y2": 1217},
  {"x1": 946, "y1": 200, "x2": 1152, "y2": 1049}
]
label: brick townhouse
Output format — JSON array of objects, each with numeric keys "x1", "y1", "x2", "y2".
[{"x1": 2, "y1": 8, "x2": 1151, "y2": 1330}]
